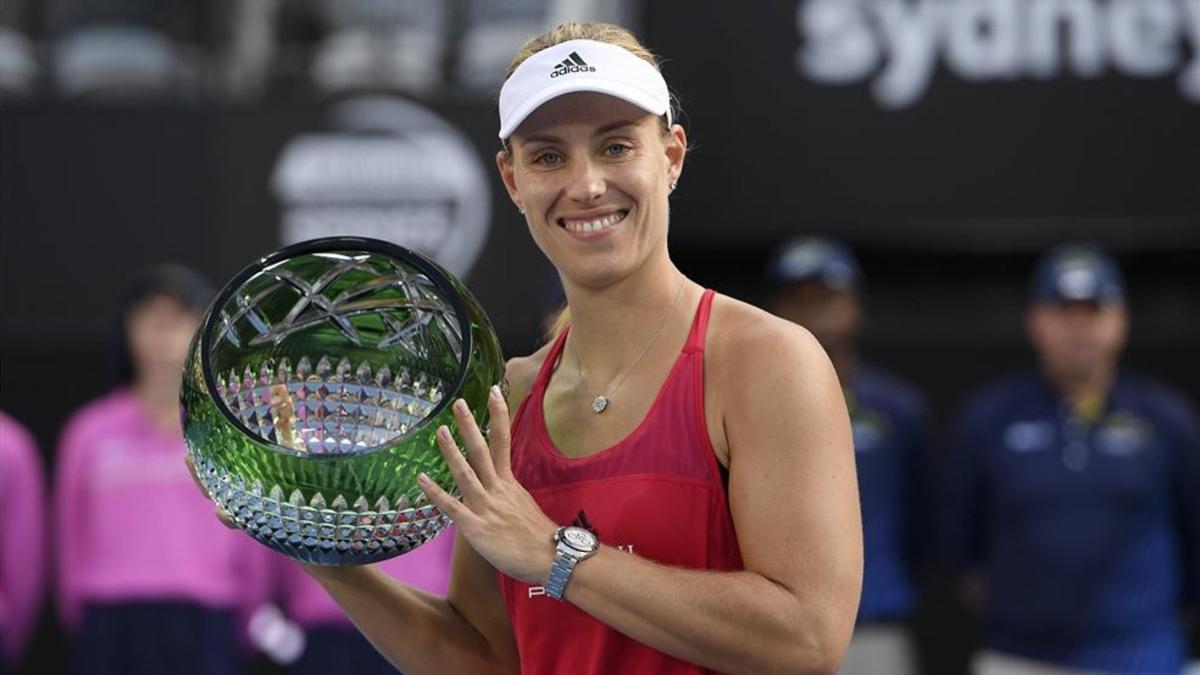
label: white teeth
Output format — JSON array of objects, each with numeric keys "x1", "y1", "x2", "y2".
[{"x1": 563, "y1": 211, "x2": 625, "y2": 233}]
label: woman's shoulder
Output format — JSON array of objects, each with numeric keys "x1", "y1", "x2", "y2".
[
  {"x1": 707, "y1": 293, "x2": 824, "y2": 370},
  {"x1": 704, "y1": 294, "x2": 845, "y2": 461},
  {"x1": 503, "y1": 339, "x2": 557, "y2": 410}
]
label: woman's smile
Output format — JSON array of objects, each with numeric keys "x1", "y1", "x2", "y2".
[{"x1": 558, "y1": 208, "x2": 630, "y2": 238}]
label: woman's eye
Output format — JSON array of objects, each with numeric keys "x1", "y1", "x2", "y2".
[
  {"x1": 532, "y1": 151, "x2": 562, "y2": 166},
  {"x1": 604, "y1": 143, "x2": 631, "y2": 157}
]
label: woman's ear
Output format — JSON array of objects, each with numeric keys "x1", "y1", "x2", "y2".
[
  {"x1": 495, "y1": 149, "x2": 523, "y2": 212},
  {"x1": 665, "y1": 124, "x2": 687, "y2": 187}
]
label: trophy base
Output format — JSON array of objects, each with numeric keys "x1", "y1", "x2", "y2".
[{"x1": 193, "y1": 453, "x2": 453, "y2": 566}]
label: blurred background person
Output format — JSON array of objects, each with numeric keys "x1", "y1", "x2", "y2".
[
  {"x1": 0, "y1": 411, "x2": 46, "y2": 674},
  {"x1": 277, "y1": 526, "x2": 456, "y2": 675},
  {"x1": 40, "y1": 0, "x2": 210, "y2": 100},
  {"x1": 765, "y1": 237, "x2": 930, "y2": 675},
  {"x1": 53, "y1": 264, "x2": 273, "y2": 675},
  {"x1": 943, "y1": 245, "x2": 1200, "y2": 675}
]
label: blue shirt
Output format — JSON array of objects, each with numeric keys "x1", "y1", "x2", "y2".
[
  {"x1": 849, "y1": 366, "x2": 929, "y2": 623},
  {"x1": 943, "y1": 371, "x2": 1200, "y2": 674}
]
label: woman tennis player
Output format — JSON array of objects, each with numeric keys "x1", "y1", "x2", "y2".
[{"x1": 223, "y1": 22, "x2": 862, "y2": 675}]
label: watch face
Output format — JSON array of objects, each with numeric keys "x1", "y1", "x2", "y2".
[{"x1": 562, "y1": 527, "x2": 596, "y2": 551}]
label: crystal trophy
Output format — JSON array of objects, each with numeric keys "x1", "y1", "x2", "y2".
[{"x1": 181, "y1": 237, "x2": 505, "y2": 565}]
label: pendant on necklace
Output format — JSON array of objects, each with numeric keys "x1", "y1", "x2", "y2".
[{"x1": 592, "y1": 396, "x2": 609, "y2": 414}]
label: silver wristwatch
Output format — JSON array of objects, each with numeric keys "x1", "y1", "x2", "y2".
[{"x1": 545, "y1": 526, "x2": 599, "y2": 601}]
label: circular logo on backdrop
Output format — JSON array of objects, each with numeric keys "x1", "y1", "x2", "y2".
[{"x1": 271, "y1": 96, "x2": 492, "y2": 278}]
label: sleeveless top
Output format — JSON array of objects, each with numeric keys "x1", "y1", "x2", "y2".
[{"x1": 499, "y1": 289, "x2": 743, "y2": 675}]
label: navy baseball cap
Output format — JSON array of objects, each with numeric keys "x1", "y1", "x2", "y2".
[
  {"x1": 765, "y1": 237, "x2": 861, "y2": 291},
  {"x1": 1030, "y1": 245, "x2": 1125, "y2": 304}
]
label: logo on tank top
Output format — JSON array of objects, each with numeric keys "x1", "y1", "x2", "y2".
[{"x1": 571, "y1": 510, "x2": 598, "y2": 538}]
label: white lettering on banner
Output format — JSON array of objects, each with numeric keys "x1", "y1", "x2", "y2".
[
  {"x1": 797, "y1": 0, "x2": 881, "y2": 82},
  {"x1": 271, "y1": 96, "x2": 492, "y2": 278},
  {"x1": 1181, "y1": 0, "x2": 1200, "y2": 98},
  {"x1": 872, "y1": 0, "x2": 941, "y2": 107},
  {"x1": 945, "y1": 0, "x2": 1021, "y2": 79},
  {"x1": 796, "y1": 0, "x2": 1200, "y2": 108},
  {"x1": 1107, "y1": 0, "x2": 1183, "y2": 76}
]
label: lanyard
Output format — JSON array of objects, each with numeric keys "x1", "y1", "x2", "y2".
[{"x1": 1059, "y1": 394, "x2": 1106, "y2": 472}]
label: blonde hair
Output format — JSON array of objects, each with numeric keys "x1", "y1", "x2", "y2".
[
  {"x1": 509, "y1": 23, "x2": 683, "y2": 342},
  {"x1": 504, "y1": 22, "x2": 661, "y2": 79},
  {"x1": 542, "y1": 304, "x2": 571, "y2": 343}
]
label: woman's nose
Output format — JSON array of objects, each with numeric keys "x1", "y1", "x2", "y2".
[{"x1": 564, "y1": 158, "x2": 606, "y2": 203}]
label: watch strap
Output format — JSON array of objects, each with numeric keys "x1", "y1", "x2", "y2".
[{"x1": 545, "y1": 548, "x2": 580, "y2": 601}]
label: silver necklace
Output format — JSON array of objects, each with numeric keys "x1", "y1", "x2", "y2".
[{"x1": 571, "y1": 279, "x2": 687, "y2": 414}]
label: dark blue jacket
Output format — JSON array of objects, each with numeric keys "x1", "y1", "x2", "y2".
[
  {"x1": 850, "y1": 366, "x2": 930, "y2": 623},
  {"x1": 943, "y1": 371, "x2": 1199, "y2": 673}
]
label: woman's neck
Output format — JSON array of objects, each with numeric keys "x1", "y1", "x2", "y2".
[{"x1": 560, "y1": 258, "x2": 693, "y2": 383}]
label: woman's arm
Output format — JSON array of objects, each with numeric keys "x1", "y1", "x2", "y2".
[
  {"x1": 421, "y1": 316, "x2": 862, "y2": 675},
  {"x1": 302, "y1": 528, "x2": 519, "y2": 675},
  {"x1": 561, "y1": 320, "x2": 862, "y2": 674}
]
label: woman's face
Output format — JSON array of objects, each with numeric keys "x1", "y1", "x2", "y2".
[
  {"x1": 497, "y1": 92, "x2": 686, "y2": 289},
  {"x1": 126, "y1": 293, "x2": 200, "y2": 385}
]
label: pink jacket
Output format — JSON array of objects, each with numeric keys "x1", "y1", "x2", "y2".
[
  {"x1": 0, "y1": 411, "x2": 47, "y2": 663},
  {"x1": 54, "y1": 389, "x2": 273, "y2": 632}
]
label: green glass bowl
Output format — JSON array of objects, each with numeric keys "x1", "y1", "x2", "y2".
[{"x1": 181, "y1": 237, "x2": 505, "y2": 565}]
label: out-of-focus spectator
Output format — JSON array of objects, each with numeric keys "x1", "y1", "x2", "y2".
[
  {"x1": 0, "y1": 0, "x2": 38, "y2": 98},
  {"x1": 765, "y1": 237, "x2": 928, "y2": 675},
  {"x1": 452, "y1": 0, "x2": 554, "y2": 94},
  {"x1": 43, "y1": 0, "x2": 207, "y2": 99},
  {"x1": 54, "y1": 264, "x2": 273, "y2": 675},
  {"x1": 218, "y1": 0, "x2": 635, "y2": 100},
  {"x1": 309, "y1": 0, "x2": 446, "y2": 96},
  {"x1": 453, "y1": 0, "x2": 638, "y2": 92},
  {"x1": 0, "y1": 410, "x2": 47, "y2": 671},
  {"x1": 943, "y1": 245, "x2": 1200, "y2": 674},
  {"x1": 279, "y1": 527, "x2": 456, "y2": 675}
]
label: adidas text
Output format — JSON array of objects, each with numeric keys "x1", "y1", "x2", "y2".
[{"x1": 552, "y1": 64, "x2": 597, "y2": 78}]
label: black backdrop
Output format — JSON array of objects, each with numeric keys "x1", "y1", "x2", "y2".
[{"x1": 1, "y1": 5, "x2": 1198, "y2": 673}]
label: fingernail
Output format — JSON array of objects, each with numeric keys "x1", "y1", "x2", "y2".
[
  {"x1": 437, "y1": 425, "x2": 450, "y2": 440},
  {"x1": 417, "y1": 472, "x2": 431, "y2": 485},
  {"x1": 453, "y1": 398, "x2": 468, "y2": 413},
  {"x1": 490, "y1": 385, "x2": 503, "y2": 400}
]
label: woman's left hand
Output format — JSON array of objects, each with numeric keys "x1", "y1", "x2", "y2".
[{"x1": 417, "y1": 385, "x2": 559, "y2": 585}]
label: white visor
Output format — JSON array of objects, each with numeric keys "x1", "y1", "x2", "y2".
[{"x1": 498, "y1": 39, "x2": 671, "y2": 141}]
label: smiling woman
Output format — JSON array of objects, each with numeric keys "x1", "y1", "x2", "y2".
[
  {"x1": 244, "y1": 21, "x2": 864, "y2": 675},
  {"x1": 497, "y1": 90, "x2": 683, "y2": 292}
]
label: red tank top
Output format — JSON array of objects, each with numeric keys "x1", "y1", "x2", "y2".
[{"x1": 499, "y1": 289, "x2": 743, "y2": 675}]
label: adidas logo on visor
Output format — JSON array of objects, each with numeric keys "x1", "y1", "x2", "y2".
[{"x1": 550, "y1": 52, "x2": 596, "y2": 78}]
